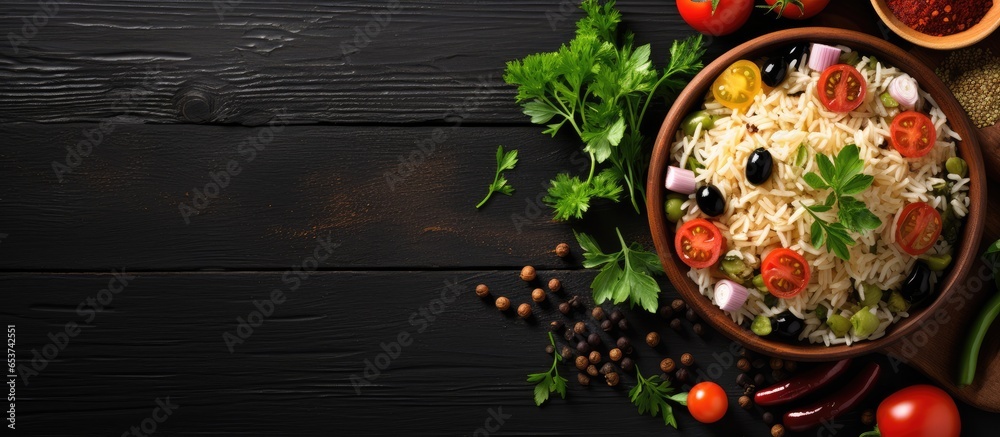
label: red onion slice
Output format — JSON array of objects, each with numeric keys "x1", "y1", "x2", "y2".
[
  {"x1": 888, "y1": 74, "x2": 919, "y2": 109},
  {"x1": 808, "y1": 43, "x2": 841, "y2": 72},
  {"x1": 665, "y1": 166, "x2": 696, "y2": 194},
  {"x1": 715, "y1": 279, "x2": 749, "y2": 312}
]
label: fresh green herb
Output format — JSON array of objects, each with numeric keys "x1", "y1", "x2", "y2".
[
  {"x1": 629, "y1": 368, "x2": 688, "y2": 428},
  {"x1": 802, "y1": 144, "x2": 882, "y2": 260},
  {"x1": 576, "y1": 228, "x2": 664, "y2": 313},
  {"x1": 526, "y1": 332, "x2": 568, "y2": 406},
  {"x1": 476, "y1": 145, "x2": 519, "y2": 209},
  {"x1": 794, "y1": 143, "x2": 810, "y2": 167},
  {"x1": 758, "y1": 0, "x2": 805, "y2": 17},
  {"x1": 860, "y1": 426, "x2": 880, "y2": 437},
  {"x1": 504, "y1": 0, "x2": 706, "y2": 220},
  {"x1": 710, "y1": 0, "x2": 722, "y2": 14}
]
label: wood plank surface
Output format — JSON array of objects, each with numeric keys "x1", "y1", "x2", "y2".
[{"x1": 3, "y1": 270, "x2": 996, "y2": 436}]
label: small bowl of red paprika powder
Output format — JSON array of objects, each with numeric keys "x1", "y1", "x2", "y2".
[{"x1": 871, "y1": 0, "x2": 1000, "y2": 49}]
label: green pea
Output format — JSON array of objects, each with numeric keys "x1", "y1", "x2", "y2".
[
  {"x1": 879, "y1": 92, "x2": 899, "y2": 108},
  {"x1": 850, "y1": 307, "x2": 880, "y2": 338},
  {"x1": 859, "y1": 283, "x2": 883, "y2": 307},
  {"x1": 888, "y1": 291, "x2": 911, "y2": 313},
  {"x1": 752, "y1": 274, "x2": 765, "y2": 291},
  {"x1": 751, "y1": 314, "x2": 772, "y2": 336},
  {"x1": 665, "y1": 197, "x2": 685, "y2": 222},
  {"x1": 921, "y1": 253, "x2": 953, "y2": 272},
  {"x1": 826, "y1": 314, "x2": 851, "y2": 337},
  {"x1": 681, "y1": 110, "x2": 715, "y2": 136},
  {"x1": 814, "y1": 305, "x2": 828, "y2": 322},
  {"x1": 946, "y1": 157, "x2": 968, "y2": 178}
]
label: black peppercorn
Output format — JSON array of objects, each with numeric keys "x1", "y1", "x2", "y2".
[
  {"x1": 670, "y1": 318, "x2": 683, "y2": 332},
  {"x1": 600, "y1": 362, "x2": 615, "y2": 375},
  {"x1": 658, "y1": 306, "x2": 674, "y2": 320},
  {"x1": 754, "y1": 373, "x2": 766, "y2": 387},
  {"x1": 737, "y1": 358, "x2": 751, "y2": 372},
  {"x1": 592, "y1": 307, "x2": 605, "y2": 321},
  {"x1": 575, "y1": 355, "x2": 589, "y2": 371},
  {"x1": 587, "y1": 333, "x2": 601, "y2": 348},
  {"x1": 545, "y1": 344, "x2": 554, "y2": 355},
  {"x1": 685, "y1": 308, "x2": 699, "y2": 322},
  {"x1": 569, "y1": 294, "x2": 583, "y2": 309},
  {"x1": 601, "y1": 319, "x2": 613, "y2": 332},
  {"x1": 574, "y1": 321, "x2": 587, "y2": 335},
  {"x1": 558, "y1": 302, "x2": 571, "y2": 315},
  {"x1": 576, "y1": 341, "x2": 591, "y2": 355},
  {"x1": 587, "y1": 365, "x2": 599, "y2": 377},
  {"x1": 752, "y1": 358, "x2": 768, "y2": 369},
  {"x1": 762, "y1": 412, "x2": 775, "y2": 425},
  {"x1": 671, "y1": 299, "x2": 686, "y2": 312},
  {"x1": 675, "y1": 368, "x2": 689, "y2": 382},
  {"x1": 550, "y1": 320, "x2": 565, "y2": 332},
  {"x1": 561, "y1": 346, "x2": 573, "y2": 361},
  {"x1": 620, "y1": 357, "x2": 635, "y2": 373},
  {"x1": 617, "y1": 319, "x2": 629, "y2": 331},
  {"x1": 605, "y1": 371, "x2": 620, "y2": 387},
  {"x1": 736, "y1": 373, "x2": 751, "y2": 387},
  {"x1": 609, "y1": 309, "x2": 624, "y2": 324},
  {"x1": 693, "y1": 323, "x2": 704, "y2": 336},
  {"x1": 616, "y1": 337, "x2": 630, "y2": 351},
  {"x1": 578, "y1": 372, "x2": 590, "y2": 386}
]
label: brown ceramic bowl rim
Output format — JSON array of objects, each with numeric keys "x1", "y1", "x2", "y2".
[{"x1": 646, "y1": 28, "x2": 986, "y2": 361}]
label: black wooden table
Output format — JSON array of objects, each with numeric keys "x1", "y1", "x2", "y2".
[{"x1": 1, "y1": 1, "x2": 998, "y2": 435}]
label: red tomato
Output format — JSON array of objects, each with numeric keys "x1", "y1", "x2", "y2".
[
  {"x1": 763, "y1": 0, "x2": 831, "y2": 19},
  {"x1": 675, "y1": 219, "x2": 724, "y2": 269},
  {"x1": 894, "y1": 202, "x2": 942, "y2": 256},
  {"x1": 890, "y1": 111, "x2": 937, "y2": 158},
  {"x1": 818, "y1": 64, "x2": 867, "y2": 113},
  {"x1": 761, "y1": 248, "x2": 810, "y2": 299},
  {"x1": 688, "y1": 382, "x2": 729, "y2": 423},
  {"x1": 876, "y1": 385, "x2": 960, "y2": 437},
  {"x1": 676, "y1": 0, "x2": 753, "y2": 36}
]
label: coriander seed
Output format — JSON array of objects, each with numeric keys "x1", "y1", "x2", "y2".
[
  {"x1": 660, "y1": 358, "x2": 676, "y2": 373},
  {"x1": 771, "y1": 424, "x2": 785, "y2": 437},
  {"x1": 578, "y1": 372, "x2": 591, "y2": 386},
  {"x1": 517, "y1": 303, "x2": 532, "y2": 318},
  {"x1": 549, "y1": 320, "x2": 564, "y2": 332},
  {"x1": 520, "y1": 265, "x2": 536, "y2": 282},
  {"x1": 561, "y1": 346, "x2": 573, "y2": 361},
  {"x1": 671, "y1": 299, "x2": 686, "y2": 312},
  {"x1": 545, "y1": 344, "x2": 554, "y2": 355},
  {"x1": 739, "y1": 395, "x2": 752, "y2": 410},
  {"x1": 558, "y1": 302, "x2": 571, "y2": 315},
  {"x1": 575, "y1": 355, "x2": 589, "y2": 371},
  {"x1": 646, "y1": 332, "x2": 660, "y2": 347},
  {"x1": 680, "y1": 353, "x2": 694, "y2": 366},
  {"x1": 589, "y1": 351, "x2": 601, "y2": 364},
  {"x1": 495, "y1": 296, "x2": 510, "y2": 311},
  {"x1": 620, "y1": 357, "x2": 634, "y2": 373},
  {"x1": 555, "y1": 242, "x2": 570, "y2": 258},
  {"x1": 587, "y1": 364, "x2": 599, "y2": 377},
  {"x1": 591, "y1": 307, "x2": 605, "y2": 321},
  {"x1": 737, "y1": 358, "x2": 751, "y2": 372},
  {"x1": 531, "y1": 288, "x2": 546, "y2": 303},
  {"x1": 609, "y1": 348, "x2": 623, "y2": 362},
  {"x1": 475, "y1": 284, "x2": 489, "y2": 298},
  {"x1": 605, "y1": 371, "x2": 620, "y2": 387},
  {"x1": 548, "y1": 278, "x2": 562, "y2": 292},
  {"x1": 573, "y1": 321, "x2": 587, "y2": 335}
]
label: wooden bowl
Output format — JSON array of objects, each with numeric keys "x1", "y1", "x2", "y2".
[
  {"x1": 871, "y1": 0, "x2": 1000, "y2": 50},
  {"x1": 647, "y1": 28, "x2": 986, "y2": 361}
]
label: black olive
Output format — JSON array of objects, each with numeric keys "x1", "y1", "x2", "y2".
[
  {"x1": 901, "y1": 261, "x2": 934, "y2": 307},
  {"x1": 746, "y1": 148, "x2": 773, "y2": 185},
  {"x1": 761, "y1": 58, "x2": 788, "y2": 87},
  {"x1": 784, "y1": 44, "x2": 808, "y2": 71},
  {"x1": 772, "y1": 312, "x2": 804, "y2": 339},
  {"x1": 695, "y1": 185, "x2": 725, "y2": 217}
]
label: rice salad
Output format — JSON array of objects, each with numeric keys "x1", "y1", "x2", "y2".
[{"x1": 664, "y1": 43, "x2": 969, "y2": 346}]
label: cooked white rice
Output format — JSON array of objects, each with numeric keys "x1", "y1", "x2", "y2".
[{"x1": 670, "y1": 55, "x2": 970, "y2": 345}]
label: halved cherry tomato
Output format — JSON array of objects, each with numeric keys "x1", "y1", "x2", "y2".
[
  {"x1": 675, "y1": 219, "x2": 724, "y2": 269},
  {"x1": 890, "y1": 111, "x2": 937, "y2": 158},
  {"x1": 761, "y1": 248, "x2": 810, "y2": 298},
  {"x1": 688, "y1": 381, "x2": 729, "y2": 423},
  {"x1": 817, "y1": 64, "x2": 867, "y2": 113},
  {"x1": 677, "y1": 0, "x2": 754, "y2": 36},
  {"x1": 712, "y1": 60, "x2": 762, "y2": 112},
  {"x1": 895, "y1": 202, "x2": 942, "y2": 256}
]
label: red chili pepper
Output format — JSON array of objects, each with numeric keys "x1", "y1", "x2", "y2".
[
  {"x1": 783, "y1": 362, "x2": 881, "y2": 432},
  {"x1": 754, "y1": 358, "x2": 852, "y2": 407}
]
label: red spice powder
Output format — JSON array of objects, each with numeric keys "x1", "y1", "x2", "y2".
[{"x1": 886, "y1": 0, "x2": 993, "y2": 36}]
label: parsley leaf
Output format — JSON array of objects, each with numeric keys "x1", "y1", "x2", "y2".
[
  {"x1": 629, "y1": 368, "x2": 688, "y2": 428},
  {"x1": 545, "y1": 169, "x2": 622, "y2": 221},
  {"x1": 575, "y1": 228, "x2": 663, "y2": 313},
  {"x1": 476, "y1": 145, "x2": 518, "y2": 209},
  {"x1": 527, "y1": 332, "x2": 568, "y2": 406},
  {"x1": 802, "y1": 144, "x2": 882, "y2": 260}
]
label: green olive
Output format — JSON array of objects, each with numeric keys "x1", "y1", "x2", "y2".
[
  {"x1": 681, "y1": 110, "x2": 715, "y2": 136},
  {"x1": 888, "y1": 291, "x2": 911, "y2": 313},
  {"x1": 946, "y1": 157, "x2": 968, "y2": 178},
  {"x1": 921, "y1": 253, "x2": 953, "y2": 272},
  {"x1": 850, "y1": 307, "x2": 880, "y2": 338},
  {"x1": 751, "y1": 314, "x2": 772, "y2": 336},
  {"x1": 665, "y1": 194, "x2": 686, "y2": 222},
  {"x1": 859, "y1": 283, "x2": 883, "y2": 307},
  {"x1": 814, "y1": 305, "x2": 828, "y2": 322},
  {"x1": 826, "y1": 314, "x2": 851, "y2": 337}
]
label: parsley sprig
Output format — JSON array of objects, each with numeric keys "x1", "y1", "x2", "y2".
[
  {"x1": 504, "y1": 0, "x2": 705, "y2": 220},
  {"x1": 629, "y1": 368, "x2": 688, "y2": 428},
  {"x1": 802, "y1": 144, "x2": 882, "y2": 260},
  {"x1": 576, "y1": 228, "x2": 664, "y2": 313},
  {"x1": 526, "y1": 332, "x2": 568, "y2": 406},
  {"x1": 476, "y1": 145, "x2": 518, "y2": 209}
]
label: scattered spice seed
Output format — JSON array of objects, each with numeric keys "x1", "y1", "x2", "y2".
[
  {"x1": 739, "y1": 395, "x2": 753, "y2": 410},
  {"x1": 771, "y1": 424, "x2": 785, "y2": 437},
  {"x1": 616, "y1": 337, "x2": 631, "y2": 352},
  {"x1": 587, "y1": 333, "x2": 601, "y2": 347},
  {"x1": 610, "y1": 348, "x2": 623, "y2": 362},
  {"x1": 861, "y1": 409, "x2": 875, "y2": 426},
  {"x1": 605, "y1": 371, "x2": 620, "y2": 387},
  {"x1": 475, "y1": 284, "x2": 489, "y2": 298},
  {"x1": 589, "y1": 351, "x2": 602, "y2": 364},
  {"x1": 762, "y1": 412, "x2": 775, "y2": 425},
  {"x1": 568, "y1": 295, "x2": 583, "y2": 309},
  {"x1": 617, "y1": 319, "x2": 629, "y2": 331},
  {"x1": 752, "y1": 358, "x2": 768, "y2": 369},
  {"x1": 578, "y1": 372, "x2": 591, "y2": 386},
  {"x1": 670, "y1": 318, "x2": 683, "y2": 332},
  {"x1": 671, "y1": 299, "x2": 686, "y2": 312},
  {"x1": 545, "y1": 344, "x2": 554, "y2": 355},
  {"x1": 575, "y1": 355, "x2": 589, "y2": 371},
  {"x1": 591, "y1": 307, "x2": 606, "y2": 321},
  {"x1": 561, "y1": 346, "x2": 574, "y2": 361},
  {"x1": 576, "y1": 341, "x2": 591, "y2": 355},
  {"x1": 660, "y1": 358, "x2": 676, "y2": 373},
  {"x1": 675, "y1": 368, "x2": 689, "y2": 382},
  {"x1": 658, "y1": 306, "x2": 674, "y2": 319},
  {"x1": 935, "y1": 48, "x2": 1000, "y2": 128},
  {"x1": 531, "y1": 288, "x2": 546, "y2": 303},
  {"x1": 555, "y1": 242, "x2": 570, "y2": 258},
  {"x1": 784, "y1": 360, "x2": 797, "y2": 373},
  {"x1": 620, "y1": 357, "x2": 635, "y2": 373},
  {"x1": 609, "y1": 309, "x2": 624, "y2": 324},
  {"x1": 549, "y1": 320, "x2": 564, "y2": 332},
  {"x1": 770, "y1": 357, "x2": 784, "y2": 370},
  {"x1": 574, "y1": 321, "x2": 587, "y2": 335},
  {"x1": 520, "y1": 266, "x2": 536, "y2": 282},
  {"x1": 563, "y1": 329, "x2": 576, "y2": 342},
  {"x1": 737, "y1": 358, "x2": 752, "y2": 372},
  {"x1": 680, "y1": 353, "x2": 695, "y2": 366},
  {"x1": 587, "y1": 364, "x2": 599, "y2": 377},
  {"x1": 548, "y1": 278, "x2": 562, "y2": 292},
  {"x1": 754, "y1": 373, "x2": 766, "y2": 387},
  {"x1": 601, "y1": 319, "x2": 614, "y2": 332},
  {"x1": 600, "y1": 362, "x2": 616, "y2": 375},
  {"x1": 685, "y1": 308, "x2": 699, "y2": 322},
  {"x1": 495, "y1": 296, "x2": 510, "y2": 311},
  {"x1": 517, "y1": 303, "x2": 532, "y2": 318},
  {"x1": 558, "y1": 302, "x2": 571, "y2": 315},
  {"x1": 646, "y1": 332, "x2": 661, "y2": 347},
  {"x1": 736, "y1": 373, "x2": 751, "y2": 387},
  {"x1": 693, "y1": 323, "x2": 704, "y2": 336}
]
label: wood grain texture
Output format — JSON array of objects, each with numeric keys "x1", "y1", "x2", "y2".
[
  {"x1": 3, "y1": 270, "x2": 996, "y2": 436},
  {"x1": 0, "y1": 0, "x2": 829, "y2": 126}
]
